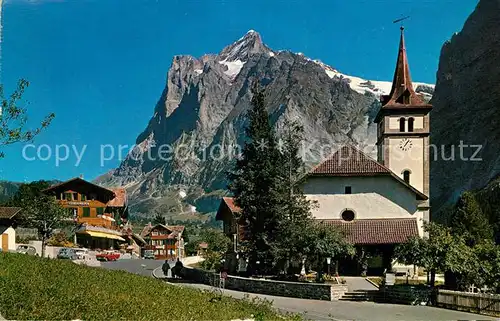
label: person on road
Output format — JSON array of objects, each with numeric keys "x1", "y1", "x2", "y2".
[
  {"x1": 174, "y1": 258, "x2": 184, "y2": 278},
  {"x1": 162, "y1": 260, "x2": 170, "y2": 278}
]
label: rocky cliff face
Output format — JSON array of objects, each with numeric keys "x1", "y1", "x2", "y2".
[
  {"x1": 430, "y1": 0, "x2": 500, "y2": 217},
  {"x1": 96, "y1": 31, "x2": 433, "y2": 217}
]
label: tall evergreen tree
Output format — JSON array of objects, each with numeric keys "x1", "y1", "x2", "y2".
[
  {"x1": 273, "y1": 120, "x2": 314, "y2": 272},
  {"x1": 228, "y1": 83, "x2": 283, "y2": 274},
  {"x1": 449, "y1": 191, "x2": 493, "y2": 244}
]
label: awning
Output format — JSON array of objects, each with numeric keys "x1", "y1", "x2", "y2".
[{"x1": 80, "y1": 230, "x2": 126, "y2": 242}]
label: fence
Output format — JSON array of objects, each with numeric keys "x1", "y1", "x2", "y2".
[{"x1": 437, "y1": 289, "x2": 500, "y2": 316}]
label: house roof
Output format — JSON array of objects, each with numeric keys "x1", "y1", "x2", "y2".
[
  {"x1": 0, "y1": 207, "x2": 22, "y2": 220},
  {"x1": 309, "y1": 145, "x2": 428, "y2": 200},
  {"x1": 44, "y1": 177, "x2": 114, "y2": 196},
  {"x1": 215, "y1": 197, "x2": 241, "y2": 221},
  {"x1": 44, "y1": 177, "x2": 127, "y2": 207},
  {"x1": 107, "y1": 188, "x2": 127, "y2": 207},
  {"x1": 310, "y1": 145, "x2": 390, "y2": 176},
  {"x1": 141, "y1": 224, "x2": 184, "y2": 239},
  {"x1": 222, "y1": 197, "x2": 241, "y2": 213},
  {"x1": 198, "y1": 242, "x2": 208, "y2": 249},
  {"x1": 319, "y1": 218, "x2": 419, "y2": 245}
]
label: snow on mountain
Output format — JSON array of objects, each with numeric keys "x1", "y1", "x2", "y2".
[
  {"x1": 219, "y1": 59, "x2": 245, "y2": 78},
  {"x1": 307, "y1": 58, "x2": 434, "y2": 98}
]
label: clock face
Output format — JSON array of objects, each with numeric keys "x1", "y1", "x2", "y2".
[{"x1": 399, "y1": 138, "x2": 413, "y2": 151}]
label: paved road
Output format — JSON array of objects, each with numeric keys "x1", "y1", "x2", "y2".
[{"x1": 101, "y1": 260, "x2": 498, "y2": 321}]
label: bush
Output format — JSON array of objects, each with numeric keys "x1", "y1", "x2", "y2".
[{"x1": 0, "y1": 253, "x2": 300, "y2": 320}]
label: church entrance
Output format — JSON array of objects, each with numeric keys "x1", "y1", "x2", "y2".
[{"x1": 338, "y1": 244, "x2": 396, "y2": 276}]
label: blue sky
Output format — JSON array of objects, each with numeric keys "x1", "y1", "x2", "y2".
[{"x1": 2, "y1": 0, "x2": 477, "y2": 182}]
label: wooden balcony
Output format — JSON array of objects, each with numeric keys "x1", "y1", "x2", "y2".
[{"x1": 77, "y1": 217, "x2": 118, "y2": 230}]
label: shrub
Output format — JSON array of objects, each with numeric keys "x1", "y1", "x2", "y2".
[{"x1": 0, "y1": 253, "x2": 300, "y2": 320}]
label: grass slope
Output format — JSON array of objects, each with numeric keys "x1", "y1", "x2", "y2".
[{"x1": 0, "y1": 254, "x2": 297, "y2": 320}]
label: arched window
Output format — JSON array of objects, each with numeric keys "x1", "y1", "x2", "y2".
[
  {"x1": 341, "y1": 209, "x2": 355, "y2": 222},
  {"x1": 403, "y1": 170, "x2": 411, "y2": 184},
  {"x1": 408, "y1": 117, "x2": 415, "y2": 132},
  {"x1": 399, "y1": 117, "x2": 406, "y2": 132}
]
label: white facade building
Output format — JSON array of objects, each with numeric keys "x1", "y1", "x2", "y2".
[
  {"x1": 0, "y1": 207, "x2": 21, "y2": 252},
  {"x1": 303, "y1": 27, "x2": 431, "y2": 275}
]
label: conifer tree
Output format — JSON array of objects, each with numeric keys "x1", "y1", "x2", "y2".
[
  {"x1": 228, "y1": 83, "x2": 283, "y2": 274},
  {"x1": 449, "y1": 191, "x2": 493, "y2": 245}
]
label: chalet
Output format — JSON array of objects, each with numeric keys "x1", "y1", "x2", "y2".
[
  {"x1": 197, "y1": 242, "x2": 208, "y2": 256},
  {"x1": 44, "y1": 177, "x2": 128, "y2": 250},
  {"x1": 141, "y1": 223, "x2": 185, "y2": 260},
  {"x1": 216, "y1": 27, "x2": 431, "y2": 276},
  {"x1": 0, "y1": 207, "x2": 21, "y2": 252}
]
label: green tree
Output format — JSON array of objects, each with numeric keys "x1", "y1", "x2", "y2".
[
  {"x1": 23, "y1": 194, "x2": 69, "y2": 257},
  {"x1": 152, "y1": 213, "x2": 165, "y2": 225},
  {"x1": 395, "y1": 222, "x2": 475, "y2": 289},
  {"x1": 472, "y1": 241, "x2": 500, "y2": 293},
  {"x1": 302, "y1": 222, "x2": 354, "y2": 280},
  {"x1": 0, "y1": 80, "x2": 54, "y2": 158},
  {"x1": 273, "y1": 120, "x2": 313, "y2": 272},
  {"x1": 449, "y1": 191, "x2": 493, "y2": 245},
  {"x1": 7, "y1": 180, "x2": 52, "y2": 224},
  {"x1": 199, "y1": 229, "x2": 231, "y2": 271},
  {"x1": 228, "y1": 83, "x2": 283, "y2": 274}
]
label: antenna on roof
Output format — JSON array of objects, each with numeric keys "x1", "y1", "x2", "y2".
[{"x1": 393, "y1": 15, "x2": 410, "y2": 29}]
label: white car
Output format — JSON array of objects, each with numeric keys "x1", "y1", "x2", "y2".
[{"x1": 74, "y1": 248, "x2": 89, "y2": 260}]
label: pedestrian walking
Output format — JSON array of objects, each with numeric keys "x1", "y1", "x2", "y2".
[{"x1": 162, "y1": 260, "x2": 170, "y2": 278}]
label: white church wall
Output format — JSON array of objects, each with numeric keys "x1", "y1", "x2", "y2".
[{"x1": 303, "y1": 176, "x2": 424, "y2": 235}]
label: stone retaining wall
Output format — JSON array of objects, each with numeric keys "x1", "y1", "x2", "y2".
[
  {"x1": 378, "y1": 285, "x2": 432, "y2": 305},
  {"x1": 181, "y1": 267, "x2": 348, "y2": 301}
]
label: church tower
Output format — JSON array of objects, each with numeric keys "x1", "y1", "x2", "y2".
[{"x1": 375, "y1": 26, "x2": 432, "y2": 198}]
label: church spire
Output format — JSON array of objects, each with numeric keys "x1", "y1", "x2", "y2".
[{"x1": 381, "y1": 26, "x2": 426, "y2": 107}]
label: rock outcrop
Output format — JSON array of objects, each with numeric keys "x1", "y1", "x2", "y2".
[
  {"x1": 430, "y1": 0, "x2": 500, "y2": 216},
  {"x1": 96, "y1": 30, "x2": 433, "y2": 217}
]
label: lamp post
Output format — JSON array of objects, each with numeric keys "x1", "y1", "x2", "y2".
[{"x1": 326, "y1": 257, "x2": 331, "y2": 276}]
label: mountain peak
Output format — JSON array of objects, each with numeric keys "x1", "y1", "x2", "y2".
[{"x1": 219, "y1": 30, "x2": 270, "y2": 62}]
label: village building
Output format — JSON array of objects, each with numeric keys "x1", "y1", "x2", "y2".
[
  {"x1": 0, "y1": 207, "x2": 22, "y2": 252},
  {"x1": 141, "y1": 223, "x2": 185, "y2": 260},
  {"x1": 44, "y1": 177, "x2": 128, "y2": 250},
  {"x1": 216, "y1": 27, "x2": 431, "y2": 276}
]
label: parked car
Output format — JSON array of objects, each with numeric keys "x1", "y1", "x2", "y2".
[
  {"x1": 143, "y1": 250, "x2": 155, "y2": 260},
  {"x1": 16, "y1": 244, "x2": 37, "y2": 255},
  {"x1": 74, "y1": 248, "x2": 89, "y2": 260},
  {"x1": 96, "y1": 250, "x2": 120, "y2": 261},
  {"x1": 57, "y1": 248, "x2": 78, "y2": 260}
]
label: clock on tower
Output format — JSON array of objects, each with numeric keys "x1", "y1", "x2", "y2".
[{"x1": 374, "y1": 26, "x2": 432, "y2": 198}]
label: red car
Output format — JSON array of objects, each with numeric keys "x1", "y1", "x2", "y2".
[{"x1": 96, "y1": 250, "x2": 120, "y2": 261}]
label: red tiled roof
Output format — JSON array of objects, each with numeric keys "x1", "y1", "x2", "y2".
[
  {"x1": 0, "y1": 207, "x2": 21, "y2": 219},
  {"x1": 107, "y1": 188, "x2": 127, "y2": 207},
  {"x1": 319, "y1": 218, "x2": 419, "y2": 245},
  {"x1": 198, "y1": 242, "x2": 208, "y2": 249},
  {"x1": 222, "y1": 197, "x2": 241, "y2": 213},
  {"x1": 310, "y1": 145, "x2": 390, "y2": 176}
]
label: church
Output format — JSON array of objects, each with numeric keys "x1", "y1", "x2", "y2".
[{"x1": 216, "y1": 26, "x2": 432, "y2": 276}]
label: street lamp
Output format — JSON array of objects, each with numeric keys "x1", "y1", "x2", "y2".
[{"x1": 326, "y1": 257, "x2": 331, "y2": 276}]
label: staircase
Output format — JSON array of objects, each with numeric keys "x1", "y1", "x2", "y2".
[{"x1": 340, "y1": 290, "x2": 380, "y2": 302}]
